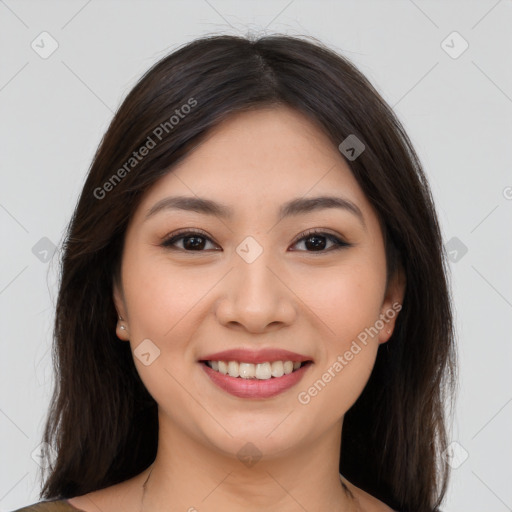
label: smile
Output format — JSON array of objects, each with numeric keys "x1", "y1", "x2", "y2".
[
  {"x1": 204, "y1": 360, "x2": 306, "y2": 379},
  {"x1": 200, "y1": 360, "x2": 313, "y2": 399}
]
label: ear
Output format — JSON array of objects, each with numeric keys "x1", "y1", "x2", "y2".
[
  {"x1": 113, "y1": 277, "x2": 129, "y2": 341},
  {"x1": 378, "y1": 265, "x2": 406, "y2": 344}
]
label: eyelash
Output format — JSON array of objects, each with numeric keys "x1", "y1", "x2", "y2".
[{"x1": 161, "y1": 228, "x2": 351, "y2": 253}]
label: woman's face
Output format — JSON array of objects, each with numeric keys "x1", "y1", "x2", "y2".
[{"x1": 114, "y1": 105, "x2": 404, "y2": 461}]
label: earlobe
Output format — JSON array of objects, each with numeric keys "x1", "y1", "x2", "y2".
[
  {"x1": 378, "y1": 307, "x2": 401, "y2": 344},
  {"x1": 116, "y1": 315, "x2": 130, "y2": 340}
]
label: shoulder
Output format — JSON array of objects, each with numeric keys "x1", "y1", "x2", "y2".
[{"x1": 9, "y1": 499, "x2": 82, "y2": 512}]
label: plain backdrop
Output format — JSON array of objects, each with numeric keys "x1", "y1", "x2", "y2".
[{"x1": 1, "y1": 1, "x2": 511, "y2": 511}]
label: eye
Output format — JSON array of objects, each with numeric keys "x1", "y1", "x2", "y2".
[
  {"x1": 290, "y1": 228, "x2": 351, "y2": 252},
  {"x1": 161, "y1": 228, "x2": 351, "y2": 253},
  {"x1": 161, "y1": 229, "x2": 219, "y2": 251}
]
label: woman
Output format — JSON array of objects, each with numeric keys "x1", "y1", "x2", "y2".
[{"x1": 13, "y1": 33, "x2": 456, "y2": 512}]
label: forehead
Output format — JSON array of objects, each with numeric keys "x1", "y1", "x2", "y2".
[{"x1": 135, "y1": 106, "x2": 378, "y2": 227}]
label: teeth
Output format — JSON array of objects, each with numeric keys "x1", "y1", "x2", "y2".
[
  {"x1": 271, "y1": 361, "x2": 284, "y2": 378},
  {"x1": 206, "y1": 360, "x2": 305, "y2": 379},
  {"x1": 239, "y1": 362, "x2": 255, "y2": 378},
  {"x1": 227, "y1": 361, "x2": 238, "y2": 377},
  {"x1": 256, "y1": 362, "x2": 272, "y2": 379},
  {"x1": 218, "y1": 361, "x2": 228, "y2": 375}
]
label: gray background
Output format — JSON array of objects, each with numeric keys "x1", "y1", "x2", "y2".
[{"x1": 1, "y1": 1, "x2": 511, "y2": 511}]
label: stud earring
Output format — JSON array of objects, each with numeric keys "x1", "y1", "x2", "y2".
[{"x1": 118, "y1": 315, "x2": 127, "y2": 331}]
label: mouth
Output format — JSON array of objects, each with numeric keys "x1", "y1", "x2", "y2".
[
  {"x1": 198, "y1": 359, "x2": 314, "y2": 399},
  {"x1": 199, "y1": 359, "x2": 312, "y2": 379}
]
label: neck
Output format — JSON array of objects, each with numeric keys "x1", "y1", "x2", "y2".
[{"x1": 138, "y1": 413, "x2": 357, "y2": 512}]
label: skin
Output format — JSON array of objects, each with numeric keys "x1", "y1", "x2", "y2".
[{"x1": 68, "y1": 106, "x2": 405, "y2": 512}]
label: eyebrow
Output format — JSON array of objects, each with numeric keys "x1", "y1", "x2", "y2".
[{"x1": 145, "y1": 195, "x2": 366, "y2": 229}]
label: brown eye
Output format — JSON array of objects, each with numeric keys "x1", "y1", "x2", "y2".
[
  {"x1": 161, "y1": 230, "x2": 218, "y2": 251},
  {"x1": 290, "y1": 229, "x2": 351, "y2": 252}
]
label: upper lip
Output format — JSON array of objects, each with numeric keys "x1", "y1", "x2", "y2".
[{"x1": 199, "y1": 348, "x2": 313, "y2": 364}]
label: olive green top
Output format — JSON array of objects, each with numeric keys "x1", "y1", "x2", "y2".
[{"x1": 10, "y1": 500, "x2": 82, "y2": 512}]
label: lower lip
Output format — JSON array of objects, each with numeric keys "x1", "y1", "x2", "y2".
[{"x1": 200, "y1": 362, "x2": 312, "y2": 399}]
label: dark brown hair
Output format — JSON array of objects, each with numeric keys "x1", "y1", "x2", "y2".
[{"x1": 40, "y1": 33, "x2": 457, "y2": 512}]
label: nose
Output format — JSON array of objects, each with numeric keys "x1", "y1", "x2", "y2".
[{"x1": 214, "y1": 245, "x2": 297, "y2": 334}]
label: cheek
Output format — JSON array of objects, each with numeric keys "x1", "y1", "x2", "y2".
[
  {"x1": 122, "y1": 248, "x2": 209, "y2": 340},
  {"x1": 297, "y1": 341, "x2": 378, "y2": 427},
  {"x1": 295, "y1": 259, "x2": 385, "y2": 407},
  {"x1": 297, "y1": 258, "x2": 385, "y2": 338},
  {"x1": 120, "y1": 253, "x2": 207, "y2": 411}
]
